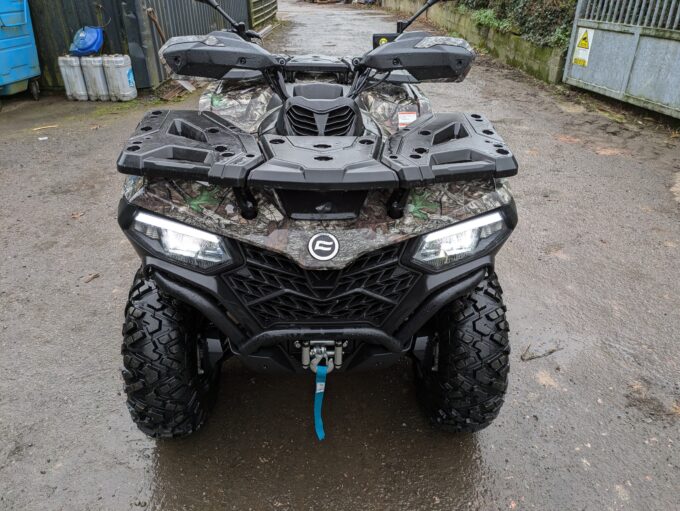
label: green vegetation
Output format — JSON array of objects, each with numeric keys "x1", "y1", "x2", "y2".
[
  {"x1": 451, "y1": 0, "x2": 577, "y2": 48},
  {"x1": 471, "y1": 8, "x2": 513, "y2": 32}
]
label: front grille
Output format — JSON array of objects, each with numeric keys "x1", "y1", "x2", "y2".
[
  {"x1": 286, "y1": 105, "x2": 356, "y2": 136},
  {"x1": 224, "y1": 242, "x2": 420, "y2": 328}
]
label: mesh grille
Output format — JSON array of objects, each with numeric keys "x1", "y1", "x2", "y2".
[{"x1": 224, "y1": 242, "x2": 420, "y2": 328}]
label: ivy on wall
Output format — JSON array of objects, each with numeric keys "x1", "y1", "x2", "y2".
[{"x1": 453, "y1": 0, "x2": 576, "y2": 48}]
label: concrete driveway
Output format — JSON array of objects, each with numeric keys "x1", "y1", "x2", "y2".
[{"x1": 1, "y1": 0, "x2": 679, "y2": 509}]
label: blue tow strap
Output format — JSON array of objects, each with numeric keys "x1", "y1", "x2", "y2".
[{"x1": 314, "y1": 365, "x2": 328, "y2": 441}]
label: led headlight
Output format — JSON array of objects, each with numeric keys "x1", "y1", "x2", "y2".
[
  {"x1": 132, "y1": 212, "x2": 231, "y2": 269},
  {"x1": 413, "y1": 212, "x2": 506, "y2": 270}
]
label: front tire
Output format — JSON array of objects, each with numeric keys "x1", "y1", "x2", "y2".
[
  {"x1": 121, "y1": 272, "x2": 220, "y2": 438},
  {"x1": 414, "y1": 272, "x2": 510, "y2": 432}
]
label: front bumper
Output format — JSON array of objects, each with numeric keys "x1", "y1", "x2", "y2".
[{"x1": 119, "y1": 199, "x2": 516, "y2": 373}]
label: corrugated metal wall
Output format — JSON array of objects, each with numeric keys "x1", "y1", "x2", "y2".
[
  {"x1": 141, "y1": 0, "x2": 250, "y2": 87},
  {"x1": 29, "y1": 0, "x2": 128, "y2": 88},
  {"x1": 28, "y1": 0, "x2": 269, "y2": 90}
]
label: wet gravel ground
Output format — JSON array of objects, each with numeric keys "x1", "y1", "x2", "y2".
[{"x1": 1, "y1": 0, "x2": 679, "y2": 509}]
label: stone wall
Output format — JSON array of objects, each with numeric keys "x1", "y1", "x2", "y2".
[{"x1": 381, "y1": 0, "x2": 567, "y2": 83}]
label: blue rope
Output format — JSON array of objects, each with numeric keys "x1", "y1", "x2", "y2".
[{"x1": 314, "y1": 365, "x2": 328, "y2": 441}]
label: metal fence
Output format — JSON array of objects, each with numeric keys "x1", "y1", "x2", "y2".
[
  {"x1": 29, "y1": 0, "x2": 276, "y2": 90},
  {"x1": 249, "y1": 0, "x2": 277, "y2": 28},
  {"x1": 563, "y1": 0, "x2": 680, "y2": 118},
  {"x1": 581, "y1": 0, "x2": 680, "y2": 29}
]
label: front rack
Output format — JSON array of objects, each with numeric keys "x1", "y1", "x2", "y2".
[{"x1": 117, "y1": 110, "x2": 517, "y2": 219}]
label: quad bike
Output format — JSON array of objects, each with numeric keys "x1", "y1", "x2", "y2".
[{"x1": 117, "y1": 0, "x2": 518, "y2": 439}]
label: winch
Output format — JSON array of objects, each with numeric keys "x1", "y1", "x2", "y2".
[
  {"x1": 295, "y1": 340, "x2": 347, "y2": 441},
  {"x1": 296, "y1": 340, "x2": 347, "y2": 373}
]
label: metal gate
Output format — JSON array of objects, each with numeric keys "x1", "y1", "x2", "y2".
[
  {"x1": 249, "y1": 0, "x2": 277, "y2": 28},
  {"x1": 563, "y1": 0, "x2": 680, "y2": 118}
]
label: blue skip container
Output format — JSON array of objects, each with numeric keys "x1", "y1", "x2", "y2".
[{"x1": 0, "y1": 0, "x2": 40, "y2": 98}]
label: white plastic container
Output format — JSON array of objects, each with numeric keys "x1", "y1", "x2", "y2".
[
  {"x1": 58, "y1": 56, "x2": 88, "y2": 101},
  {"x1": 80, "y1": 56, "x2": 110, "y2": 101},
  {"x1": 103, "y1": 55, "x2": 137, "y2": 102}
]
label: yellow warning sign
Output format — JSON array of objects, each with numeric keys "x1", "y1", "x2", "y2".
[
  {"x1": 572, "y1": 28, "x2": 594, "y2": 67},
  {"x1": 379, "y1": 37, "x2": 389, "y2": 45}
]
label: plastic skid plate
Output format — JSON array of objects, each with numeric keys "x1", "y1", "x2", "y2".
[
  {"x1": 381, "y1": 113, "x2": 518, "y2": 185},
  {"x1": 117, "y1": 110, "x2": 263, "y2": 186}
]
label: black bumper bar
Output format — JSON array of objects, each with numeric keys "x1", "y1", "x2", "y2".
[{"x1": 150, "y1": 257, "x2": 488, "y2": 350}]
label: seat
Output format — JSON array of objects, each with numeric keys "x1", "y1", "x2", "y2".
[{"x1": 292, "y1": 83, "x2": 344, "y2": 100}]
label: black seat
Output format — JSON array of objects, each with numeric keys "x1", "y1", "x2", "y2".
[{"x1": 292, "y1": 83, "x2": 344, "y2": 100}]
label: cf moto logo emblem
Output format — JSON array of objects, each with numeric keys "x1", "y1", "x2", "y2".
[{"x1": 308, "y1": 233, "x2": 339, "y2": 261}]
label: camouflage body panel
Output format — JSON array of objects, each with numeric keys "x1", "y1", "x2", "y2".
[{"x1": 124, "y1": 176, "x2": 513, "y2": 269}]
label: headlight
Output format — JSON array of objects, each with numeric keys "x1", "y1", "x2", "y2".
[
  {"x1": 412, "y1": 212, "x2": 506, "y2": 270},
  {"x1": 132, "y1": 212, "x2": 232, "y2": 269}
]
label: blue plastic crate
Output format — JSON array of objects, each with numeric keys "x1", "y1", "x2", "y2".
[{"x1": 0, "y1": 0, "x2": 40, "y2": 96}]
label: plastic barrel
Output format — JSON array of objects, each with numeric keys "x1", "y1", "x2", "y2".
[
  {"x1": 81, "y1": 56, "x2": 110, "y2": 101},
  {"x1": 58, "y1": 56, "x2": 88, "y2": 101},
  {"x1": 69, "y1": 26, "x2": 104, "y2": 57},
  {"x1": 103, "y1": 55, "x2": 137, "y2": 102}
]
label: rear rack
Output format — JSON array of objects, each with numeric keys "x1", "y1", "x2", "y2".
[{"x1": 117, "y1": 110, "x2": 517, "y2": 219}]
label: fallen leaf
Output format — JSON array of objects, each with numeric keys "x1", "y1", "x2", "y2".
[
  {"x1": 629, "y1": 380, "x2": 645, "y2": 393},
  {"x1": 536, "y1": 370, "x2": 558, "y2": 388},
  {"x1": 614, "y1": 484, "x2": 630, "y2": 501},
  {"x1": 555, "y1": 134, "x2": 582, "y2": 144},
  {"x1": 83, "y1": 273, "x2": 100, "y2": 283},
  {"x1": 32, "y1": 125, "x2": 59, "y2": 131},
  {"x1": 90, "y1": 124, "x2": 101, "y2": 130},
  {"x1": 70, "y1": 211, "x2": 85, "y2": 219},
  {"x1": 672, "y1": 174, "x2": 680, "y2": 203},
  {"x1": 521, "y1": 344, "x2": 563, "y2": 361},
  {"x1": 595, "y1": 146, "x2": 630, "y2": 156}
]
